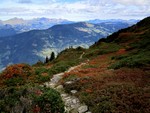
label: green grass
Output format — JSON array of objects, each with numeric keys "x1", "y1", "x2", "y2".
[
  {"x1": 85, "y1": 42, "x2": 121, "y2": 58},
  {"x1": 63, "y1": 74, "x2": 78, "y2": 82},
  {"x1": 35, "y1": 67, "x2": 49, "y2": 75},
  {"x1": 4, "y1": 77, "x2": 25, "y2": 86},
  {"x1": 110, "y1": 51, "x2": 150, "y2": 69},
  {"x1": 109, "y1": 33, "x2": 150, "y2": 69}
]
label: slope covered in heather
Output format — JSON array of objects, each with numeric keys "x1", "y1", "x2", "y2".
[{"x1": 55, "y1": 17, "x2": 150, "y2": 112}]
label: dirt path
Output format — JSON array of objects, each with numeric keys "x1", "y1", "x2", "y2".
[
  {"x1": 43, "y1": 63, "x2": 91, "y2": 113},
  {"x1": 79, "y1": 52, "x2": 85, "y2": 59}
]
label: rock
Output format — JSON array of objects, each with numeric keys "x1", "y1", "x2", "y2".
[
  {"x1": 72, "y1": 99, "x2": 77, "y2": 104},
  {"x1": 51, "y1": 73, "x2": 64, "y2": 83},
  {"x1": 65, "y1": 81, "x2": 73, "y2": 84},
  {"x1": 70, "y1": 109, "x2": 78, "y2": 113},
  {"x1": 78, "y1": 105, "x2": 88, "y2": 113},
  {"x1": 49, "y1": 83, "x2": 55, "y2": 87},
  {"x1": 56, "y1": 85, "x2": 63, "y2": 90},
  {"x1": 64, "y1": 97, "x2": 71, "y2": 100},
  {"x1": 65, "y1": 99, "x2": 72, "y2": 106},
  {"x1": 70, "y1": 104, "x2": 77, "y2": 109},
  {"x1": 61, "y1": 93, "x2": 68, "y2": 97},
  {"x1": 71, "y1": 90, "x2": 77, "y2": 94}
]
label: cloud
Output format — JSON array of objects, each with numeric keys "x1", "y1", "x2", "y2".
[
  {"x1": 0, "y1": 0, "x2": 150, "y2": 21},
  {"x1": 18, "y1": 0, "x2": 32, "y2": 4},
  {"x1": 112, "y1": 0, "x2": 150, "y2": 6}
]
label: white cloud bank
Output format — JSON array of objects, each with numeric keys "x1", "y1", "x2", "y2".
[{"x1": 0, "y1": 0, "x2": 150, "y2": 21}]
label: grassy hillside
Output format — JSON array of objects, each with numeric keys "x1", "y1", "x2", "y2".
[
  {"x1": 61, "y1": 17, "x2": 150, "y2": 112},
  {"x1": 0, "y1": 17, "x2": 150, "y2": 112}
]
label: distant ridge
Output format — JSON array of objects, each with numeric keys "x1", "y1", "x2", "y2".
[{"x1": 0, "y1": 21, "x2": 131, "y2": 70}]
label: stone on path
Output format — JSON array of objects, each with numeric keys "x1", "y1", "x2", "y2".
[
  {"x1": 65, "y1": 81, "x2": 73, "y2": 84},
  {"x1": 71, "y1": 90, "x2": 77, "y2": 94},
  {"x1": 56, "y1": 85, "x2": 63, "y2": 90},
  {"x1": 78, "y1": 105, "x2": 88, "y2": 113}
]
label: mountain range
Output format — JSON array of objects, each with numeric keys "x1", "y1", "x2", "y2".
[
  {"x1": 0, "y1": 18, "x2": 139, "y2": 70},
  {"x1": 0, "y1": 18, "x2": 138, "y2": 37},
  {"x1": 0, "y1": 18, "x2": 73, "y2": 37}
]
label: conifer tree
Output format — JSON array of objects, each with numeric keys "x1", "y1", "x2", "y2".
[
  {"x1": 45, "y1": 56, "x2": 49, "y2": 63},
  {"x1": 50, "y1": 52, "x2": 55, "y2": 61}
]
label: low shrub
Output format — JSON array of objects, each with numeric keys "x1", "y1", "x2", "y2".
[
  {"x1": 0, "y1": 86, "x2": 64, "y2": 113},
  {"x1": 35, "y1": 67, "x2": 48, "y2": 75},
  {"x1": 36, "y1": 75, "x2": 50, "y2": 83},
  {"x1": 32, "y1": 87, "x2": 64, "y2": 113},
  {"x1": 1, "y1": 64, "x2": 32, "y2": 86},
  {"x1": 4, "y1": 77, "x2": 24, "y2": 86},
  {"x1": 109, "y1": 51, "x2": 150, "y2": 69},
  {"x1": 48, "y1": 60, "x2": 79, "y2": 76}
]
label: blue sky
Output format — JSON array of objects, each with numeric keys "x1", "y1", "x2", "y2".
[{"x1": 0, "y1": 0, "x2": 150, "y2": 21}]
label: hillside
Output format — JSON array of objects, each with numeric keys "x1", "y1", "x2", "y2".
[
  {"x1": 0, "y1": 22, "x2": 130, "y2": 71},
  {"x1": 59, "y1": 17, "x2": 150, "y2": 112},
  {"x1": 0, "y1": 17, "x2": 149, "y2": 113},
  {"x1": 48, "y1": 17, "x2": 150, "y2": 112}
]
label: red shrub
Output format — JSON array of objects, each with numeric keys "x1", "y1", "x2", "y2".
[{"x1": 1, "y1": 64, "x2": 32, "y2": 79}]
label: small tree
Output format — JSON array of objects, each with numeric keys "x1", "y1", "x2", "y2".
[
  {"x1": 49, "y1": 52, "x2": 55, "y2": 62},
  {"x1": 45, "y1": 56, "x2": 49, "y2": 63}
]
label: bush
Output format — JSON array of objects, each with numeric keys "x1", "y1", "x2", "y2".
[
  {"x1": 48, "y1": 61, "x2": 78, "y2": 76},
  {"x1": 0, "y1": 86, "x2": 64, "y2": 113},
  {"x1": 35, "y1": 67, "x2": 48, "y2": 75},
  {"x1": 4, "y1": 77, "x2": 24, "y2": 86},
  {"x1": 1, "y1": 64, "x2": 32, "y2": 86},
  {"x1": 36, "y1": 75, "x2": 50, "y2": 83},
  {"x1": 85, "y1": 43, "x2": 121, "y2": 58},
  {"x1": 109, "y1": 51, "x2": 150, "y2": 69},
  {"x1": 33, "y1": 87, "x2": 64, "y2": 113},
  {"x1": 1, "y1": 64, "x2": 32, "y2": 79}
]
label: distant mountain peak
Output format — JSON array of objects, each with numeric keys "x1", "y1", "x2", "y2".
[{"x1": 3, "y1": 17, "x2": 27, "y2": 25}]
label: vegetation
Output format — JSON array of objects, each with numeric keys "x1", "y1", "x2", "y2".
[
  {"x1": 62, "y1": 17, "x2": 150, "y2": 113},
  {"x1": 0, "y1": 64, "x2": 32, "y2": 86},
  {"x1": 0, "y1": 85, "x2": 64, "y2": 113},
  {"x1": 0, "y1": 17, "x2": 150, "y2": 113},
  {"x1": 49, "y1": 52, "x2": 55, "y2": 61}
]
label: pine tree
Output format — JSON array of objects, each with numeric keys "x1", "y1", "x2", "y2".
[
  {"x1": 50, "y1": 52, "x2": 55, "y2": 61},
  {"x1": 45, "y1": 56, "x2": 49, "y2": 63}
]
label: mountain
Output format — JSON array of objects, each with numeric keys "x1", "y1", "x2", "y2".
[
  {"x1": 28, "y1": 17, "x2": 73, "y2": 29},
  {"x1": 3, "y1": 17, "x2": 27, "y2": 25},
  {"x1": 0, "y1": 18, "x2": 138, "y2": 37},
  {"x1": 0, "y1": 18, "x2": 73, "y2": 35},
  {"x1": 88, "y1": 19, "x2": 139, "y2": 25},
  {"x1": 0, "y1": 22, "x2": 130, "y2": 70},
  {"x1": 0, "y1": 20, "x2": 3, "y2": 25},
  {"x1": 0, "y1": 24, "x2": 17, "y2": 37}
]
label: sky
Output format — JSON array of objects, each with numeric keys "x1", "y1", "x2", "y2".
[{"x1": 0, "y1": 0, "x2": 150, "y2": 21}]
